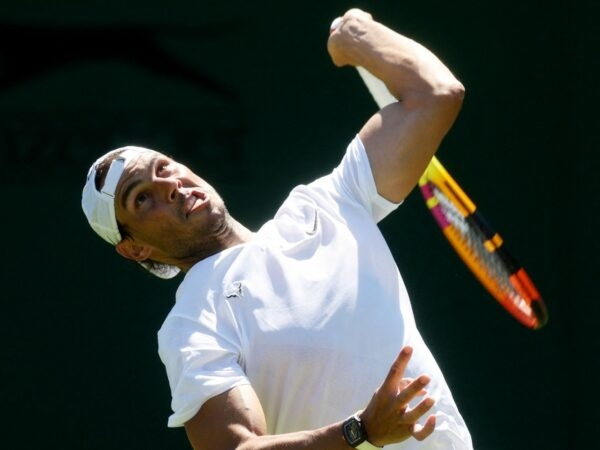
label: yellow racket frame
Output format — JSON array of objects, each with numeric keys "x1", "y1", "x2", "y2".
[{"x1": 419, "y1": 157, "x2": 547, "y2": 329}]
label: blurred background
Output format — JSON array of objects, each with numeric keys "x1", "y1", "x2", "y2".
[{"x1": 1, "y1": 0, "x2": 595, "y2": 448}]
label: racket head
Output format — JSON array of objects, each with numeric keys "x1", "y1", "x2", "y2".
[
  {"x1": 355, "y1": 66, "x2": 548, "y2": 329},
  {"x1": 419, "y1": 157, "x2": 548, "y2": 329}
]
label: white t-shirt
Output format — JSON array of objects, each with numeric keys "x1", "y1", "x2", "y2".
[{"x1": 158, "y1": 136, "x2": 473, "y2": 449}]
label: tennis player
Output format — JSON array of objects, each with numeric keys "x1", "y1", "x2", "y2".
[{"x1": 82, "y1": 9, "x2": 472, "y2": 450}]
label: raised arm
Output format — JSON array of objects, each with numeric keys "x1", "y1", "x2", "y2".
[
  {"x1": 328, "y1": 9, "x2": 465, "y2": 203},
  {"x1": 184, "y1": 347, "x2": 434, "y2": 449}
]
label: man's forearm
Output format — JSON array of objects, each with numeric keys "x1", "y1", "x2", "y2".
[
  {"x1": 328, "y1": 10, "x2": 463, "y2": 103},
  {"x1": 235, "y1": 422, "x2": 350, "y2": 450}
]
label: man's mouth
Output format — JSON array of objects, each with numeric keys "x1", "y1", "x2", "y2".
[{"x1": 185, "y1": 190, "x2": 208, "y2": 217}]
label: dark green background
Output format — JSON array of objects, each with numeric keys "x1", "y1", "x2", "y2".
[{"x1": 1, "y1": 1, "x2": 595, "y2": 449}]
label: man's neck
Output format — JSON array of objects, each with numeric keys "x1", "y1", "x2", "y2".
[{"x1": 175, "y1": 218, "x2": 254, "y2": 273}]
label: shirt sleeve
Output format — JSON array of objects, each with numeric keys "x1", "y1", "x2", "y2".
[
  {"x1": 329, "y1": 135, "x2": 401, "y2": 223},
  {"x1": 157, "y1": 293, "x2": 250, "y2": 428}
]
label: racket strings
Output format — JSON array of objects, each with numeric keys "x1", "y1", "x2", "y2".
[{"x1": 432, "y1": 186, "x2": 533, "y2": 318}]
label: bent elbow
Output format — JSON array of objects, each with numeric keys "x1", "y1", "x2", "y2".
[
  {"x1": 404, "y1": 78, "x2": 465, "y2": 114},
  {"x1": 450, "y1": 80, "x2": 465, "y2": 101},
  {"x1": 428, "y1": 79, "x2": 465, "y2": 120},
  {"x1": 439, "y1": 79, "x2": 465, "y2": 110}
]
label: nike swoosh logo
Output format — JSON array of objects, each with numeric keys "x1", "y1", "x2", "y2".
[{"x1": 306, "y1": 209, "x2": 318, "y2": 235}]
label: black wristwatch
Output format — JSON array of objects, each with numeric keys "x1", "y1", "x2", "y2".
[{"x1": 342, "y1": 412, "x2": 381, "y2": 449}]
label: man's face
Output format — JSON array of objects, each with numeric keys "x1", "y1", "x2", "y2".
[{"x1": 113, "y1": 151, "x2": 230, "y2": 265}]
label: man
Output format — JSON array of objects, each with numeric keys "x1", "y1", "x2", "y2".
[{"x1": 82, "y1": 9, "x2": 472, "y2": 450}]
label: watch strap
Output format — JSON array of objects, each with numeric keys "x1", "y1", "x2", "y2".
[{"x1": 343, "y1": 412, "x2": 382, "y2": 449}]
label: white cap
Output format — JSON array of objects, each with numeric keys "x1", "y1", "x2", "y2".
[{"x1": 81, "y1": 146, "x2": 180, "y2": 279}]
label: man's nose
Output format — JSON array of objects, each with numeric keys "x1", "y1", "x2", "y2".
[{"x1": 158, "y1": 177, "x2": 182, "y2": 202}]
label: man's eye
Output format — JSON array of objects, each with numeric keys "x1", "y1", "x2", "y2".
[
  {"x1": 135, "y1": 192, "x2": 149, "y2": 206},
  {"x1": 157, "y1": 163, "x2": 169, "y2": 175}
]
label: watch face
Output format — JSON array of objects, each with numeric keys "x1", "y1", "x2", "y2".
[{"x1": 343, "y1": 418, "x2": 365, "y2": 446}]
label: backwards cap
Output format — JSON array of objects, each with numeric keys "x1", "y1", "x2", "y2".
[{"x1": 81, "y1": 146, "x2": 180, "y2": 279}]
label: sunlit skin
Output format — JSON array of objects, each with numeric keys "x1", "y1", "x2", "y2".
[
  {"x1": 180, "y1": 9, "x2": 464, "y2": 449},
  {"x1": 102, "y1": 8, "x2": 466, "y2": 449},
  {"x1": 113, "y1": 151, "x2": 253, "y2": 272}
]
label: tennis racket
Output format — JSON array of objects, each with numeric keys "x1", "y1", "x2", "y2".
[{"x1": 356, "y1": 66, "x2": 548, "y2": 329}]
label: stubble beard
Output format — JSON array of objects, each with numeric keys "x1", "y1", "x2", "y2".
[{"x1": 169, "y1": 202, "x2": 236, "y2": 264}]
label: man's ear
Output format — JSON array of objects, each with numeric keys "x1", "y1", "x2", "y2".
[{"x1": 115, "y1": 238, "x2": 153, "y2": 262}]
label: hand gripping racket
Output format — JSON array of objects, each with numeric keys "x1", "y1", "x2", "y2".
[{"x1": 356, "y1": 67, "x2": 548, "y2": 329}]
